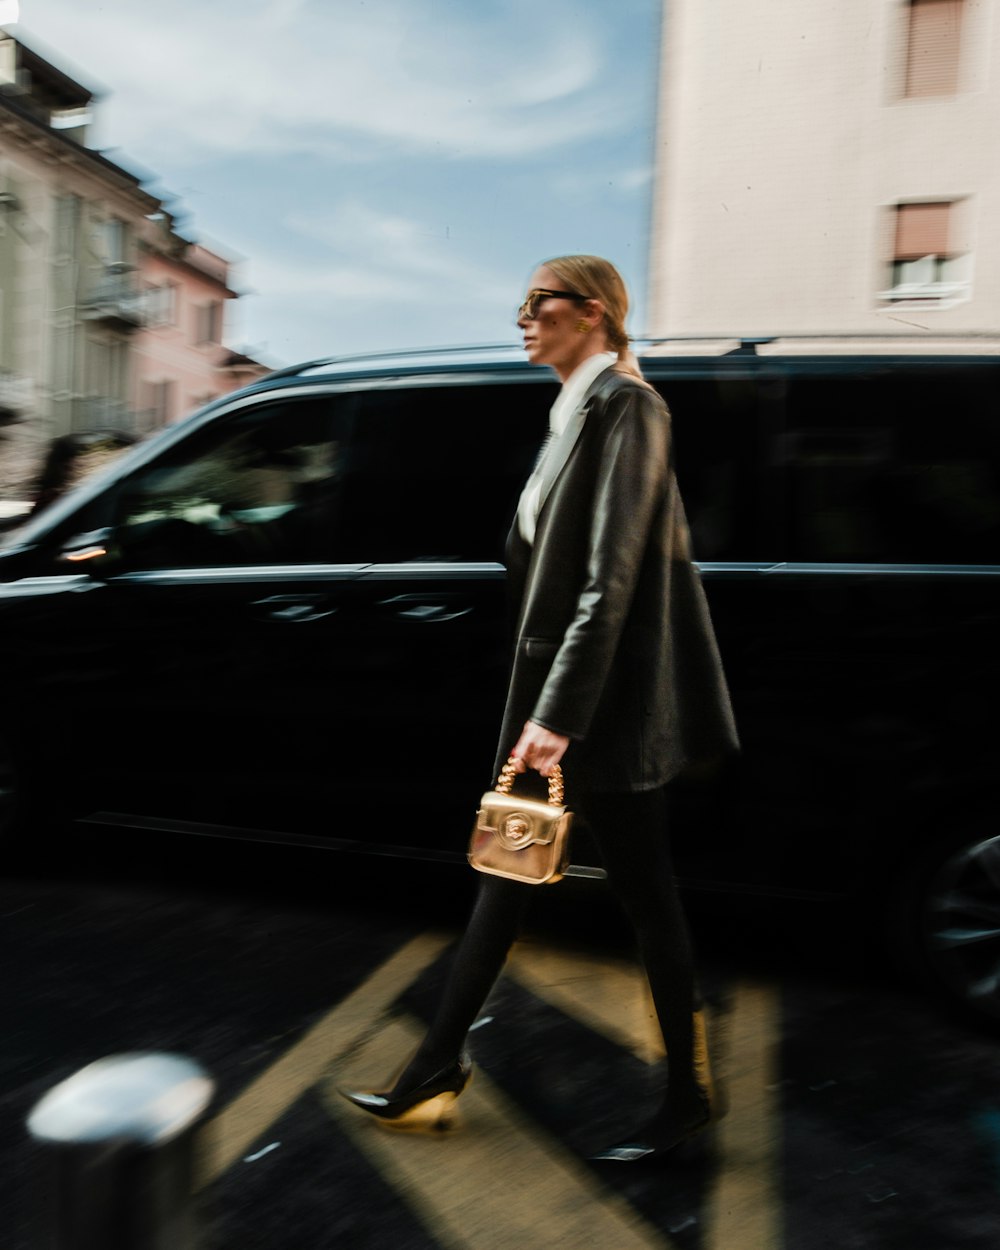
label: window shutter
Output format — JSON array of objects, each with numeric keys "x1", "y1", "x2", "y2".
[
  {"x1": 895, "y1": 202, "x2": 951, "y2": 259},
  {"x1": 905, "y1": 0, "x2": 963, "y2": 97}
]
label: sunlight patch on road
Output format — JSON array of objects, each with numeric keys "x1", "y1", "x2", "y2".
[
  {"x1": 507, "y1": 942, "x2": 783, "y2": 1250},
  {"x1": 197, "y1": 931, "x2": 453, "y2": 1187},
  {"x1": 324, "y1": 1015, "x2": 676, "y2": 1250},
  {"x1": 199, "y1": 929, "x2": 783, "y2": 1249},
  {"x1": 708, "y1": 982, "x2": 782, "y2": 1250},
  {"x1": 507, "y1": 940, "x2": 664, "y2": 1063}
]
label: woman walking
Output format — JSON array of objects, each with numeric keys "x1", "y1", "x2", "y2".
[{"x1": 342, "y1": 255, "x2": 738, "y2": 1162}]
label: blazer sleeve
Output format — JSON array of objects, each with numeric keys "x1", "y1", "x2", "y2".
[{"x1": 529, "y1": 384, "x2": 669, "y2": 740}]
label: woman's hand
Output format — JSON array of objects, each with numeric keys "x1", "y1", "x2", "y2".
[{"x1": 510, "y1": 721, "x2": 571, "y2": 777}]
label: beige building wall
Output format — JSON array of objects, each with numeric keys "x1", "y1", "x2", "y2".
[
  {"x1": 0, "y1": 107, "x2": 158, "y2": 495},
  {"x1": 648, "y1": 0, "x2": 1000, "y2": 339}
]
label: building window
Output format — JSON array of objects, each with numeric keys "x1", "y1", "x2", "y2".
[
  {"x1": 145, "y1": 282, "x2": 177, "y2": 327},
  {"x1": 195, "y1": 301, "x2": 223, "y2": 345},
  {"x1": 881, "y1": 202, "x2": 971, "y2": 306},
  {"x1": 104, "y1": 217, "x2": 127, "y2": 266},
  {"x1": 142, "y1": 379, "x2": 175, "y2": 427},
  {"x1": 904, "y1": 0, "x2": 964, "y2": 98},
  {"x1": 54, "y1": 194, "x2": 81, "y2": 263}
]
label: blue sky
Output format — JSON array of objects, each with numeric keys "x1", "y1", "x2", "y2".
[{"x1": 12, "y1": 0, "x2": 662, "y2": 367}]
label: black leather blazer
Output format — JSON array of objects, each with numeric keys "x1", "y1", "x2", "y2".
[{"x1": 494, "y1": 366, "x2": 738, "y2": 793}]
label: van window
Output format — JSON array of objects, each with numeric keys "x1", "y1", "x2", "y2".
[
  {"x1": 656, "y1": 376, "x2": 774, "y2": 562},
  {"x1": 111, "y1": 397, "x2": 354, "y2": 569},
  {"x1": 777, "y1": 366, "x2": 1000, "y2": 563},
  {"x1": 339, "y1": 382, "x2": 552, "y2": 563}
]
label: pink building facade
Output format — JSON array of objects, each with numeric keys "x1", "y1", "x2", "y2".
[{"x1": 132, "y1": 225, "x2": 268, "y2": 432}]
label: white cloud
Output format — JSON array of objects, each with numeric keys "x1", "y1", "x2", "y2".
[
  {"x1": 249, "y1": 258, "x2": 413, "y2": 302},
  {"x1": 287, "y1": 203, "x2": 470, "y2": 275},
  {"x1": 261, "y1": 200, "x2": 513, "y2": 307},
  {"x1": 614, "y1": 167, "x2": 655, "y2": 192},
  {"x1": 546, "y1": 164, "x2": 654, "y2": 200},
  {"x1": 7, "y1": 3, "x2": 658, "y2": 361},
  {"x1": 239, "y1": 260, "x2": 521, "y2": 363},
  {"x1": 14, "y1": 0, "x2": 633, "y2": 165}
]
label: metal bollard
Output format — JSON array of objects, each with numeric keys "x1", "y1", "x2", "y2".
[{"x1": 27, "y1": 1052, "x2": 215, "y2": 1250}]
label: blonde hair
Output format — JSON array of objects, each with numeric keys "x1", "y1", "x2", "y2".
[{"x1": 542, "y1": 254, "x2": 646, "y2": 382}]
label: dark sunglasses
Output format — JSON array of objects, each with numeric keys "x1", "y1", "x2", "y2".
[{"x1": 517, "y1": 288, "x2": 590, "y2": 321}]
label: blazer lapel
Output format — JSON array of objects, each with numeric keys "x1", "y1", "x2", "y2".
[{"x1": 535, "y1": 366, "x2": 615, "y2": 519}]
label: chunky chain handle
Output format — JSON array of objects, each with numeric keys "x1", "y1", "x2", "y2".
[{"x1": 495, "y1": 756, "x2": 565, "y2": 807}]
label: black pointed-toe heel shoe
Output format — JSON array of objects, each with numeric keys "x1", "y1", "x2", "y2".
[
  {"x1": 589, "y1": 1104, "x2": 713, "y2": 1164},
  {"x1": 339, "y1": 1053, "x2": 473, "y2": 1132},
  {"x1": 592, "y1": 1007, "x2": 724, "y2": 1164}
]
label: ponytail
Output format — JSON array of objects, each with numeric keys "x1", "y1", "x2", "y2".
[{"x1": 613, "y1": 345, "x2": 647, "y2": 383}]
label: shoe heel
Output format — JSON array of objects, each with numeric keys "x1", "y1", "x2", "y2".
[
  {"x1": 379, "y1": 1090, "x2": 460, "y2": 1133},
  {"x1": 340, "y1": 1053, "x2": 473, "y2": 1132},
  {"x1": 693, "y1": 1009, "x2": 727, "y2": 1121}
]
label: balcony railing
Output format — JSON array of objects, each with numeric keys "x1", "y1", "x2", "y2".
[
  {"x1": 0, "y1": 368, "x2": 34, "y2": 418},
  {"x1": 79, "y1": 265, "x2": 145, "y2": 330},
  {"x1": 75, "y1": 396, "x2": 136, "y2": 433}
]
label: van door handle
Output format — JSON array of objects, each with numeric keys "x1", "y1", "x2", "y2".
[
  {"x1": 379, "y1": 594, "x2": 474, "y2": 622},
  {"x1": 253, "y1": 594, "x2": 338, "y2": 623}
]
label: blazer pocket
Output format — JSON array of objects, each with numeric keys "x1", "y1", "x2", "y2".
[{"x1": 521, "y1": 637, "x2": 560, "y2": 660}]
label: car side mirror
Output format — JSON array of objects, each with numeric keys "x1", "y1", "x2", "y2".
[{"x1": 58, "y1": 528, "x2": 120, "y2": 574}]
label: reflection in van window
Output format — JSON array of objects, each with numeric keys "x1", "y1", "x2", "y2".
[{"x1": 113, "y1": 399, "x2": 353, "y2": 568}]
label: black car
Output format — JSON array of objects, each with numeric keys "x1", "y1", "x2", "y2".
[{"x1": 2, "y1": 340, "x2": 999, "y2": 1020}]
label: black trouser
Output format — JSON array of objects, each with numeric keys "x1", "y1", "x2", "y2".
[{"x1": 393, "y1": 787, "x2": 702, "y2": 1114}]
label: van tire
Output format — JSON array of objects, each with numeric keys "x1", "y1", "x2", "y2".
[{"x1": 889, "y1": 828, "x2": 1000, "y2": 1029}]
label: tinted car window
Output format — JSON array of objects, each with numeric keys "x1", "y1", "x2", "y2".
[
  {"x1": 111, "y1": 396, "x2": 355, "y2": 569},
  {"x1": 655, "y1": 375, "x2": 773, "y2": 562},
  {"x1": 339, "y1": 381, "x2": 553, "y2": 563},
  {"x1": 777, "y1": 366, "x2": 1000, "y2": 563}
]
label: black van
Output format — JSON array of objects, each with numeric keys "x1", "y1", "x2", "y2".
[{"x1": 1, "y1": 340, "x2": 998, "y2": 1019}]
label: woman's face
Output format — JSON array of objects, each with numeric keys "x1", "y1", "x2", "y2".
[{"x1": 517, "y1": 265, "x2": 600, "y2": 377}]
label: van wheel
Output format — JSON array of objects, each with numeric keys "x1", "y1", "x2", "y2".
[{"x1": 902, "y1": 833, "x2": 1000, "y2": 1026}]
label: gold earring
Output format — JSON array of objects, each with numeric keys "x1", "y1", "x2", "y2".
[{"x1": 575, "y1": 319, "x2": 592, "y2": 334}]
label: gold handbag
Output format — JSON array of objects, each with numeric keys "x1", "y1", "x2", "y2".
[{"x1": 468, "y1": 757, "x2": 572, "y2": 885}]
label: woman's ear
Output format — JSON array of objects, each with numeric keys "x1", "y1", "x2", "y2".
[{"x1": 580, "y1": 299, "x2": 604, "y2": 331}]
